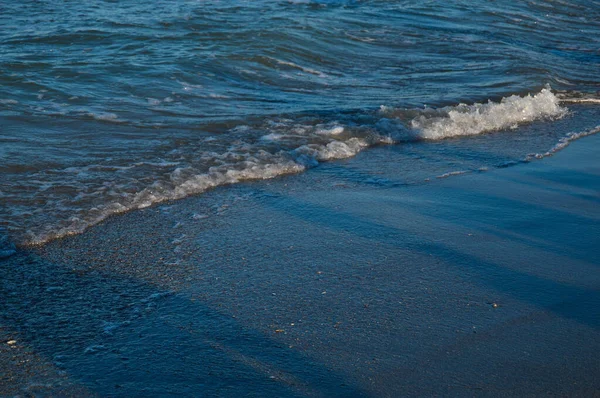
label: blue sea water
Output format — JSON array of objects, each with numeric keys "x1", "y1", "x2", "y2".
[{"x1": 1, "y1": 0, "x2": 599, "y2": 246}]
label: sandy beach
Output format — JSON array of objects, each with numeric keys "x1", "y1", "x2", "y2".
[{"x1": 1, "y1": 133, "x2": 599, "y2": 397}]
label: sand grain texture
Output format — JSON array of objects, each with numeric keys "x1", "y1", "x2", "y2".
[{"x1": 1, "y1": 135, "x2": 599, "y2": 397}]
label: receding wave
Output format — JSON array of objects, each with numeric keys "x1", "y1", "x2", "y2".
[
  {"x1": 16, "y1": 125, "x2": 390, "y2": 246},
  {"x1": 2, "y1": 88, "x2": 592, "y2": 248}
]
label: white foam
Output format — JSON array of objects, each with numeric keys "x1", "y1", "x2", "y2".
[
  {"x1": 208, "y1": 93, "x2": 230, "y2": 99},
  {"x1": 411, "y1": 88, "x2": 567, "y2": 140},
  {"x1": 436, "y1": 170, "x2": 470, "y2": 179},
  {"x1": 555, "y1": 91, "x2": 600, "y2": 104},
  {"x1": 295, "y1": 138, "x2": 369, "y2": 161},
  {"x1": 87, "y1": 112, "x2": 120, "y2": 122},
  {"x1": 22, "y1": 131, "x2": 389, "y2": 246},
  {"x1": 14, "y1": 88, "x2": 579, "y2": 247},
  {"x1": 315, "y1": 126, "x2": 344, "y2": 135},
  {"x1": 559, "y1": 98, "x2": 600, "y2": 104},
  {"x1": 261, "y1": 133, "x2": 285, "y2": 141},
  {"x1": 526, "y1": 125, "x2": 600, "y2": 161}
]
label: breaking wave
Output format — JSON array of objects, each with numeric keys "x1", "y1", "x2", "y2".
[{"x1": 406, "y1": 88, "x2": 567, "y2": 140}]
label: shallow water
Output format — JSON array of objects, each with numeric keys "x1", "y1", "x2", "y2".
[{"x1": 1, "y1": 0, "x2": 600, "y2": 245}]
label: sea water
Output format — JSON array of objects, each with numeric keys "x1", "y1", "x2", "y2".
[{"x1": 1, "y1": 0, "x2": 599, "y2": 246}]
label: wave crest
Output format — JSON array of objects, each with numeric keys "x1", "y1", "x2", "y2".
[{"x1": 409, "y1": 88, "x2": 567, "y2": 140}]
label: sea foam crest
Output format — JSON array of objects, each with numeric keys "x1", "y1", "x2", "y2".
[{"x1": 411, "y1": 88, "x2": 567, "y2": 140}]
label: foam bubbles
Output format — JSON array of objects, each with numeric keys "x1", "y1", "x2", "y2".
[
  {"x1": 6, "y1": 88, "x2": 592, "y2": 247},
  {"x1": 20, "y1": 131, "x2": 382, "y2": 245},
  {"x1": 411, "y1": 88, "x2": 567, "y2": 140},
  {"x1": 87, "y1": 112, "x2": 119, "y2": 122},
  {"x1": 526, "y1": 125, "x2": 600, "y2": 161},
  {"x1": 316, "y1": 126, "x2": 344, "y2": 135},
  {"x1": 296, "y1": 138, "x2": 368, "y2": 160}
]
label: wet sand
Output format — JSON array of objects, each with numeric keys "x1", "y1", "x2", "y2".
[{"x1": 1, "y1": 135, "x2": 599, "y2": 397}]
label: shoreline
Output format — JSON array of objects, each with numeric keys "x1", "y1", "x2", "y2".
[
  {"x1": 2, "y1": 133, "x2": 599, "y2": 396},
  {"x1": 4, "y1": 90, "x2": 594, "y2": 250}
]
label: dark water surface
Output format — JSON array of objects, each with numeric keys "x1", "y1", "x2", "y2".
[{"x1": 1, "y1": 0, "x2": 599, "y2": 245}]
